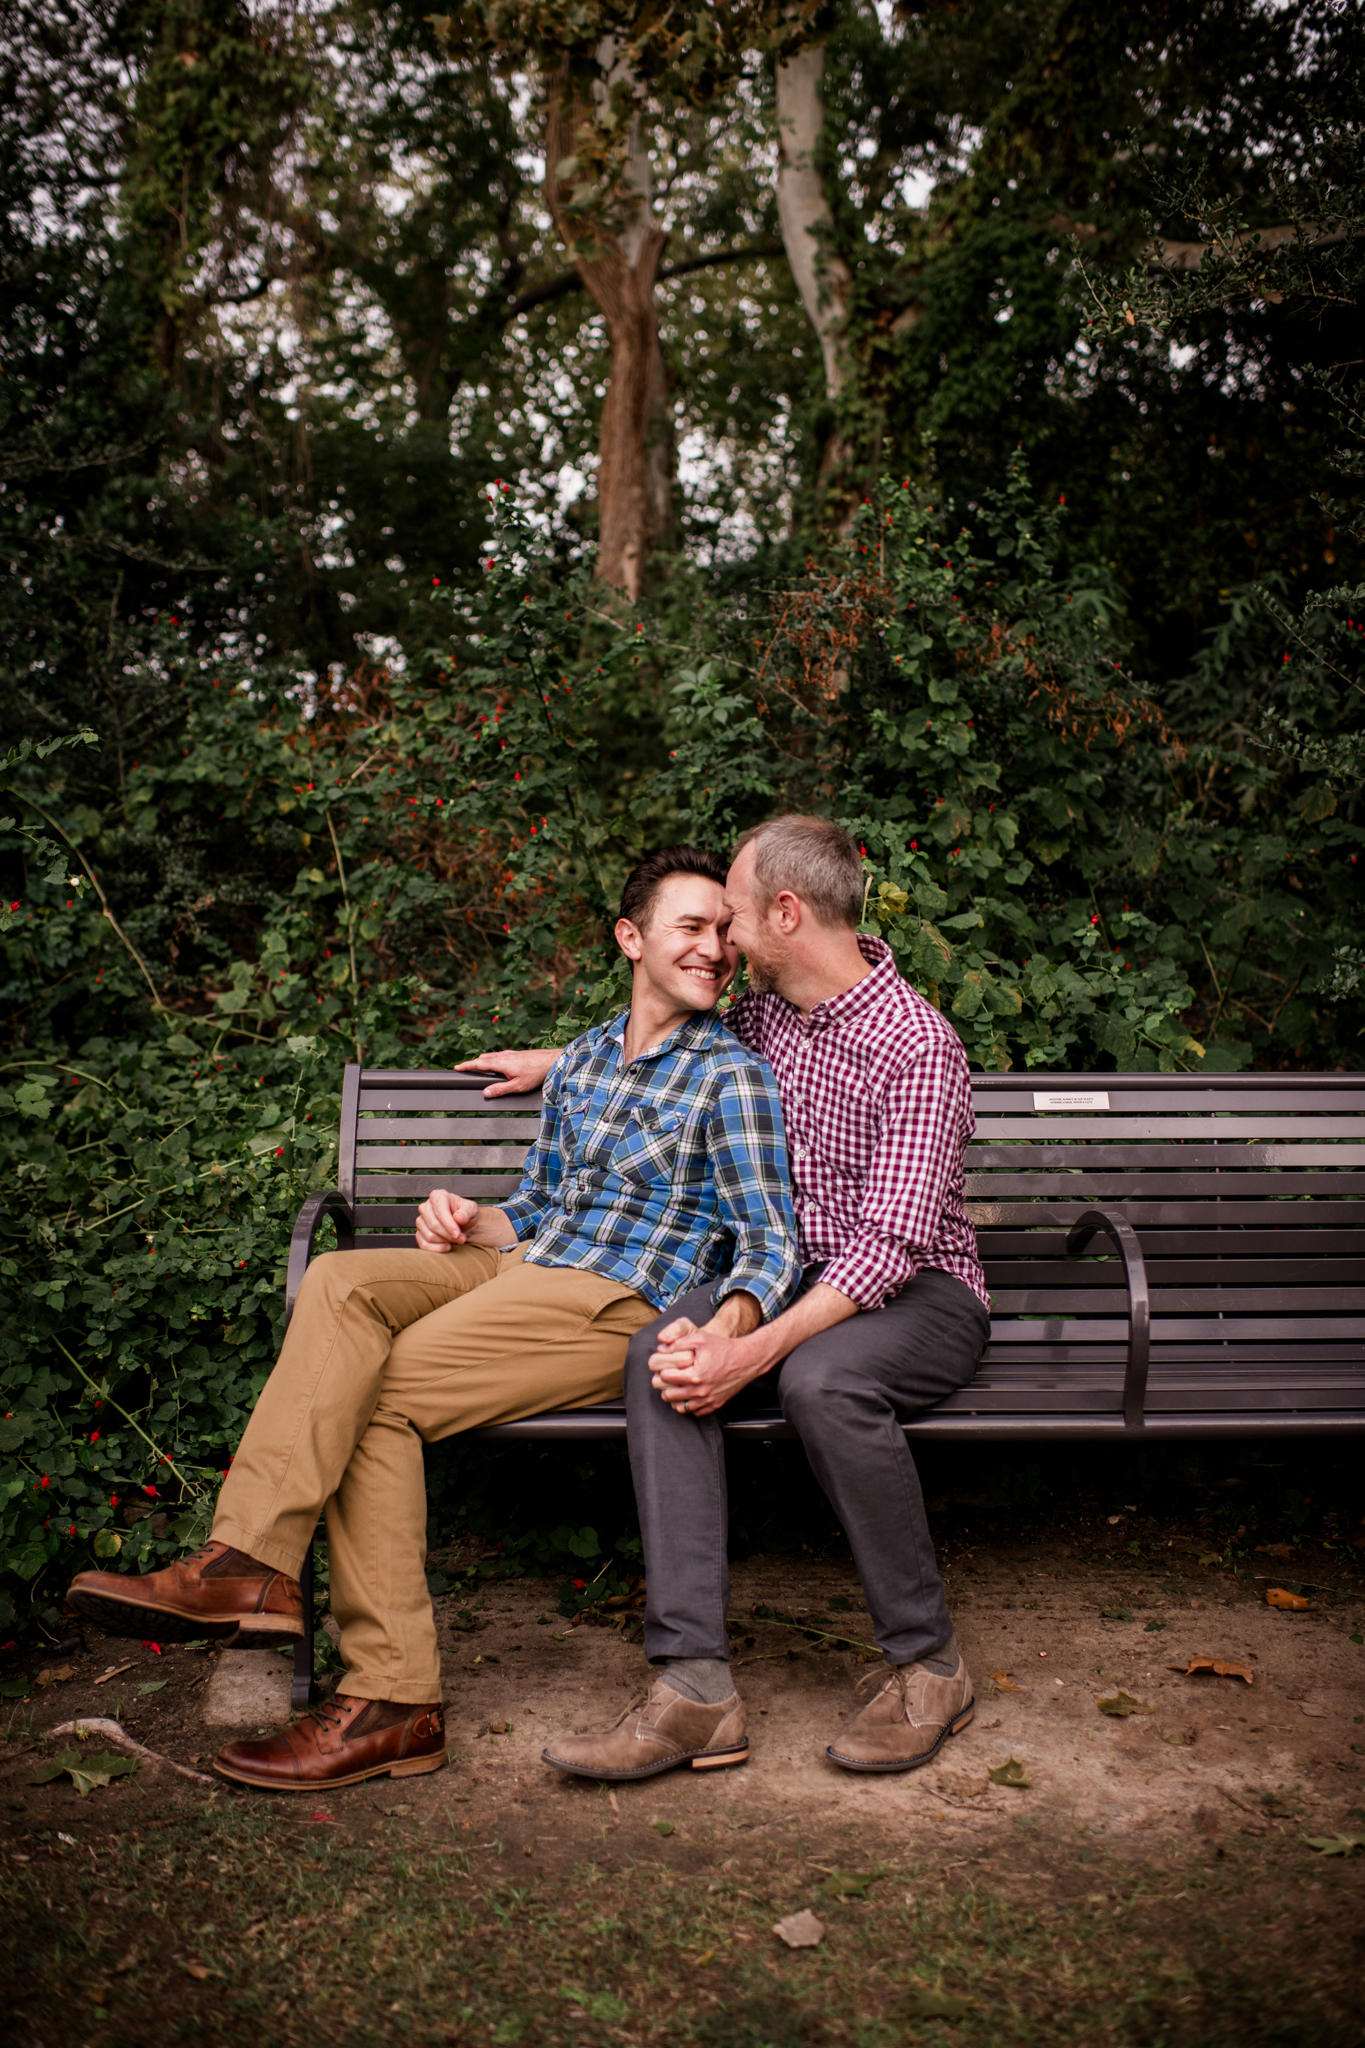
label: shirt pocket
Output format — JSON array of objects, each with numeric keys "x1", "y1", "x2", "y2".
[{"x1": 610, "y1": 1103, "x2": 686, "y2": 1185}]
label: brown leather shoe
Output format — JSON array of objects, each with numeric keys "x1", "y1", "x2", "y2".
[
  {"x1": 214, "y1": 1694, "x2": 446, "y2": 1791},
  {"x1": 826, "y1": 1655, "x2": 975, "y2": 1773},
  {"x1": 66, "y1": 1540, "x2": 303, "y2": 1646},
  {"x1": 542, "y1": 1679, "x2": 748, "y2": 1781}
]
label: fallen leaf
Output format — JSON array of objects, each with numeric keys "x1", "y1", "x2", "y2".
[
  {"x1": 35, "y1": 1665, "x2": 76, "y2": 1687},
  {"x1": 988, "y1": 1669, "x2": 1024, "y2": 1693},
  {"x1": 987, "y1": 1757, "x2": 1032, "y2": 1788},
  {"x1": 899, "y1": 1989, "x2": 978, "y2": 2021},
  {"x1": 372, "y1": 1802, "x2": 412, "y2": 1817},
  {"x1": 652, "y1": 1820, "x2": 675, "y2": 1837},
  {"x1": 137, "y1": 1680, "x2": 169, "y2": 1696},
  {"x1": 242, "y1": 1922, "x2": 267, "y2": 1941},
  {"x1": 1303, "y1": 1834, "x2": 1365, "y2": 1856},
  {"x1": 114, "y1": 1948, "x2": 140, "y2": 1974},
  {"x1": 1197, "y1": 1553, "x2": 1222, "y2": 1566},
  {"x1": 183, "y1": 1961, "x2": 222, "y2": 1981},
  {"x1": 772, "y1": 1910, "x2": 826, "y2": 1949},
  {"x1": 1168, "y1": 1657, "x2": 1254, "y2": 1684},
  {"x1": 1266, "y1": 1587, "x2": 1316, "y2": 1610},
  {"x1": 692, "y1": 1949, "x2": 714, "y2": 1967},
  {"x1": 93, "y1": 1663, "x2": 136, "y2": 1686},
  {"x1": 1258, "y1": 1543, "x2": 1296, "y2": 1559},
  {"x1": 1095, "y1": 1691, "x2": 1155, "y2": 1717},
  {"x1": 818, "y1": 1869, "x2": 883, "y2": 1898},
  {"x1": 1143, "y1": 1621, "x2": 1167, "y2": 1633},
  {"x1": 1101, "y1": 1608, "x2": 1134, "y2": 1623},
  {"x1": 30, "y1": 1748, "x2": 139, "y2": 1796},
  {"x1": 1299, "y1": 1703, "x2": 1329, "y2": 1719}
]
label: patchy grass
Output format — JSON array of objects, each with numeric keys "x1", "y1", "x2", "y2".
[{"x1": 2, "y1": 1786, "x2": 1363, "y2": 2047}]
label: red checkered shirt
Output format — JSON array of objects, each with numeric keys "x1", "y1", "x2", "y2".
[{"x1": 728, "y1": 936, "x2": 988, "y2": 1313}]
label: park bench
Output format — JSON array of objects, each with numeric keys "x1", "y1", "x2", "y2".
[{"x1": 283, "y1": 1065, "x2": 1365, "y2": 1703}]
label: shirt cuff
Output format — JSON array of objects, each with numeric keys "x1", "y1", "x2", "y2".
[
  {"x1": 818, "y1": 1229, "x2": 918, "y2": 1313},
  {"x1": 712, "y1": 1257, "x2": 799, "y2": 1323}
]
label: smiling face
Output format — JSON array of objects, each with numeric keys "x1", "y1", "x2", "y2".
[
  {"x1": 614, "y1": 873, "x2": 738, "y2": 1014},
  {"x1": 721, "y1": 840, "x2": 790, "y2": 992}
]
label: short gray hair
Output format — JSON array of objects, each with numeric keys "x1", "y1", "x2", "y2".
[{"x1": 732, "y1": 815, "x2": 864, "y2": 929}]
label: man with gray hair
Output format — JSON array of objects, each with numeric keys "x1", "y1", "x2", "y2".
[{"x1": 464, "y1": 815, "x2": 989, "y2": 1778}]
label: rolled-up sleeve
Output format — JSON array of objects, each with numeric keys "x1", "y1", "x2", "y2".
[
  {"x1": 818, "y1": 1035, "x2": 974, "y2": 1312},
  {"x1": 498, "y1": 1054, "x2": 565, "y2": 1240},
  {"x1": 705, "y1": 1063, "x2": 801, "y2": 1320}
]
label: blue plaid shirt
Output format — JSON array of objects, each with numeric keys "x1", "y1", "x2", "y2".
[{"x1": 500, "y1": 1008, "x2": 800, "y2": 1318}]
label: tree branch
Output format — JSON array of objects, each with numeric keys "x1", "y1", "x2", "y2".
[{"x1": 504, "y1": 242, "x2": 783, "y2": 319}]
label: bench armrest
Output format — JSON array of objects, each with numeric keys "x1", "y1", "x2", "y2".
[
  {"x1": 285, "y1": 1188, "x2": 355, "y2": 1326},
  {"x1": 1066, "y1": 1208, "x2": 1151, "y2": 1430}
]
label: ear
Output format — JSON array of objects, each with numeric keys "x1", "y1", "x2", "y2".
[
  {"x1": 769, "y1": 889, "x2": 803, "y2": 935},
  {"x1": 615, "y1": 916, "x2": 645, "y2": 962}
]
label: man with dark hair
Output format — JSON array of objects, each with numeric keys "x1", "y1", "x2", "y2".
[
  {"x1": 468, "y1": 814, "x2": 990, "y2": 1779},
  {"x1": 67, "y1": 847, "x2": 799, "y2": 1791}
]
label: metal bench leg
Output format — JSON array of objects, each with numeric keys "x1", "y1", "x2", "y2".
[{"x1": 291, "y1": 1538, "x2": 315, "y2": 1712}]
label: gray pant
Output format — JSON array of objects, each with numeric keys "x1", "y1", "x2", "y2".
[{"x1": 624, "y1": 1265, "x2": 990, "y2": 1668}]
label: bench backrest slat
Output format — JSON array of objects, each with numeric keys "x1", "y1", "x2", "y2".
[{"x1": 332, "y1": 1066, "x2": 1365, "y2": 1382}]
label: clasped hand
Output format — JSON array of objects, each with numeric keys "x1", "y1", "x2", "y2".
[
  {"x1": 414, "y1": 1187, "x2": 480, "y2": 1252},
  {"x1": 649, "y1": 1317, "x2": 765, "y2": 1418}
]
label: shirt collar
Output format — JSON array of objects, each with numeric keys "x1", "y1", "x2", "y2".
[
  {"x1": 597, "y1": 1006, "x2": 714, "y2": 1063},
  {"x1": 765, "y1": 933, "x2": 897, "y2": 1034}
]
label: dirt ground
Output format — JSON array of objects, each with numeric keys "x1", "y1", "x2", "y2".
[{"x1": 3, "y1": 1506, "x2": 1364, "y2": 2046}]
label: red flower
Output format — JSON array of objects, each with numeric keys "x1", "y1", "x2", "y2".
[
  {"x1": 90, "y1": 1430, "x2": 100, "y2": 1443},
  {"x1": 67, "y1": 1523, "x2": 76, "y2": 1536},
  {"x1": 39, "y1": 1475, "x2": 49, "y2": 1490},
  {"x1": 110, "y1": 1495, "x2": 119, "y2": 1506},
  {"x1": 143, "y1": 1484, "x2": 158, "y2": 1498},
  {"x1": 143, "y1": 1641, "x2": 162, "y2": 1654},
  {"x1": 573, "y1": 1578, "x2": 586, "y2": 1590}
]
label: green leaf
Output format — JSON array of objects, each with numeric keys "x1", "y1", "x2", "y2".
[
  {"x1": 1095, "y1": 1691, "x2": 1154, "y2": 1717},
  {"x1": 899, "y1": 1989, "x2": 978, "y2": 2020},
  {"x1": 987, "y1": 1756, "x2": 1031, "y2": 1787},
  {"x1": 652, "y1": 1820, "x2": 675, "y2": 1837},
  {"x1": 818, "y1": 1868, "x2": 883, "y2": 1897},
  {"x1": 1101, "y1": 1607, "x2": 1134, "y2": 1622},
  {"x1": 1303, "y1": 1834, "x2": 1365, "y2": 1856},
  {"x1": 30, "y1": 1747, "x2": 139, "y2": 1795},
  {"x1": 589, "y1": 1993, "x2": 627, "y2": 2022}
]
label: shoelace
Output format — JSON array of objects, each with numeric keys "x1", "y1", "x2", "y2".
[
  {"x1": 307, "y1": 1697, "x2": 353, "y2": 1734},
  {"x1": 854, "y1": 1664, "x2": 912, "y2": 1723}
]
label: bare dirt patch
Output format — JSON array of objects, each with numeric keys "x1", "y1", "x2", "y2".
[{"x1": 2, "y1": 1510, "x2": 1363, "y2": 2044}]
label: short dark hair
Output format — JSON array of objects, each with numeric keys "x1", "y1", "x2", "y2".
[
  {"x1": 619, "y1": 845, "x2": 727, "y2": 930},
  {"x1": 731, "y1": 815, "x2": 864, "y2": 928}
]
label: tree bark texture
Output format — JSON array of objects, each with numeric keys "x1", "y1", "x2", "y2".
[
  {"x1": 544, "y1": 65, "x2": 674, "y2": 598},
  {"x1": 774, "y1": 43, "x2": 852, "y2": 400}
]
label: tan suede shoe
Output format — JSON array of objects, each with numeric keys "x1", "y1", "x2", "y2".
[
  {"x1": 542, "y1": 1679, "x2": 748, "y2": 1781},
  {"x1": 825, "y1": 1655, "x2": 975, "y2": 1773},
  {"x1": 66, "y1": 1540, "x2": 303, "y2": 1646},
  {"x1": 214, "y1": 1694, "x2": 446, "y2": 1791}
]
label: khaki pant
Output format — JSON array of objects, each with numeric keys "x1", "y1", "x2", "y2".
[{"x1": 212, "y1": 1244, "x2": 656, "y2": 1702}]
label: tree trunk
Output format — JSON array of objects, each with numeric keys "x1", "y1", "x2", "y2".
[
  {"x1": 544, "y1": 63, "x2": 674, "y2": 598},
  {"x1": 774, "y1": 43, "x2": 852, "y2": 401}
]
